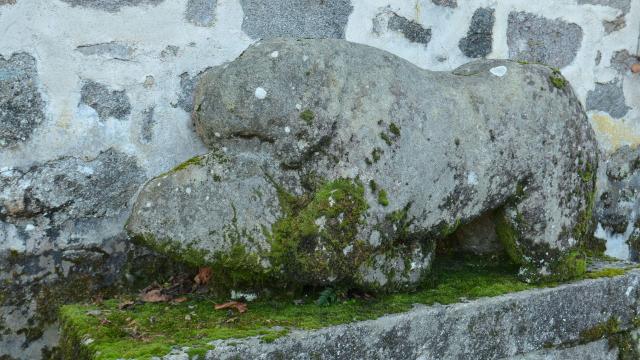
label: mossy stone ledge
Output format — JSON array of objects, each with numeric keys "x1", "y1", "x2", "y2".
[{"x1": 58, "y1": 258, "x2": 640, "y2": 360}]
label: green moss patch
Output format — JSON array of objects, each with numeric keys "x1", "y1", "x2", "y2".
[
  {"x1": 549, "y1": 68, "x2": 567, "y2": 89},
  {"x1": 299, "y1": 109, "x2": 315, "y2": 125},
  {"x1": 59, "y1": 258, "x2": 636, "y2": 360},
  {"x1": 269, "y1": 178, "x2": 369, "y2": 286}
]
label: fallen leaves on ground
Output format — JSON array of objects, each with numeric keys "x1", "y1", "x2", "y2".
[
  {"x1": 172, "y1": 296, "x2": 188, "y2": 304},
  {"x1": 118, "y1": 300, "x2": 135, "y2": 310},
  {"x1": 194, "y1": 267, "x2": 213, "y2": 285},
  {"x1": 214, "y1": 301, "x2": 248, "y2": 313},
  {"x1": 140, "y1": 289, "x2": 171, "y2": 303}
]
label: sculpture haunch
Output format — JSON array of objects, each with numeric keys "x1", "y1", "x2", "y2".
[{"x1": 126, "y1": 38, "x2": 598, "y2": 293}]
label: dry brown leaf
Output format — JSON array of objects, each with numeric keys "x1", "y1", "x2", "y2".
[
  {"x1": 140, "y1": 289, "x2": 170, "y2": 303},
  {"x1": 225, "y1": 317, "x2": 238, "y2": 323},
  {"x1": 194, "y1": 267, "x2": 213, "y2": 285},
  {"x1": 214, "y1": 301, "x2": 248, "y2": 313},
  {"x1": 172, "y1": 296, "x2": 188, "y2": 304},
  {"x1": 118, "y1": 300, "x2": 135, "y2": 310}
]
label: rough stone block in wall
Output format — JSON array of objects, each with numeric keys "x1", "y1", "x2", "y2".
[
  {"x1": 59, "y1": 0, "x2": 165, "y2": 12},
  {"x1": 79, "y1": 80, "x2": 132, "y2": 121},
  {"x1": 185, "y1": 0, "x2": 217, "y2": 27},
  {"x1": 459, "y1": 7, "x2": 495, "y2": 58},
  {"x1": 507, "y1": 11, "x2": 583, "y2": 68},
  {"x1": 586, "y1": 80, "x2": 630, "y2": 119},
  {"x1": 372, "y1": 9, "x2": 432, "y2": 46},
  {"x1": 387, "y1": 13, "x2": 431, "y2": 45},
  {"x1": 239, "y1": 0, "x2": 353, "y2": 39},
  {"x1": 0, "y1": 53, "x2": 45, "y2": 148}
]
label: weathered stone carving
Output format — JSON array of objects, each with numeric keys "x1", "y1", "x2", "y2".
[{"x1": 127, "y1": 38, "x2": 598, "y2": 292}]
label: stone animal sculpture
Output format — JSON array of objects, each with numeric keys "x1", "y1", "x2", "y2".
[{"x1": 127, "y1": 38, "x2": 598, "y2": 293}]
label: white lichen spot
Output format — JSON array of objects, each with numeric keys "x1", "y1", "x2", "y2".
[
  {"x1": 260, "y1": 258, "x2": 271, "y2": 268},
  {"x1": 254, "y1": 87, "x2": 267, "y2": 99},
  {"x1": 343, "y1": 245, "x2": 353, "y2": 256},
  {"x1": 284, "y1": 126, "x2": 291, "y2": 133},
  {"x1": 295, "y1": 103, "x2": 302, "y2": 110},
  {"x1": 214, "y1": 132, "x2": 221, "y2": 138},
  {"x1": 25, "y1": 224, "x2": 35, "y2": 232},
  {"x1": 270, "y1": 51, "x2": 279, "y2": 58},
  {"x1": 81, "y1": 338, "x2": 95, "y2": 346},
  {"x1": 328, "y1": 196, "x2": 335, "y2": 207},
  {"x1": 369, "y1": 230, "x2": 381, "y2": 247},
  {"x1": 490, "y1": 66, "x2": 507, "y2": 77},
  {"x1": 314, "y1": 216, "x2": 327, "y2": 231},
  {"x1": 78, "y1": 166, "x2": 95, "y2": 176},
  {"x1": 185, "y1": 187, "x2": 192, "y2": 194},
  {"x1": 303, "y1": 55, "x2": 309, "y2": 61},
  {"x1": 145, "y1": 202, "x2": 153, "y2": 208},
  {"x1": 231, "y1": 290, "x2": 258, "y2": 301},
  {"x1": 205, "y1": 196, "x2": 210, "y2": 201},
  {"x1": 467, "y1": 171, "x2": 478, "y2": 186}
]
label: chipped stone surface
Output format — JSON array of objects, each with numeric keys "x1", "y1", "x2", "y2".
[
  {"x1": 586, "y1": 80, "x2": 630, "y2": 118},
  {"x1": 0, "y1": 52, "x2": 45, "y2": 149},
  {"x1": 507, "y1": 11, "x2": 583, "y2": 68},
  {"x1": 239, "y1": 0, "x2": 353, "y2": 39},
  {"x1": 199, "y1": 271, "x2": 640, "y2": 359},
  {"x1": 459, "y1": 7, "x2": 495, "y2": 58},
  {"x1": 185, "y1": 0, "x2": 216, "y2": 27},
  {"x1": 59, "y1": 0, "x2": 164, "y2": 12},
  {"x1": 79, "y1": 80, "x2": 131, "y2": 121},
  {"x1": 387, "y1": 13, "x2": 431, "y2": 45}
]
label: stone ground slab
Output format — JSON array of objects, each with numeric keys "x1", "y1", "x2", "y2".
[{"x1": 201, "y1": 270, "x2": 640, "y2": 359}]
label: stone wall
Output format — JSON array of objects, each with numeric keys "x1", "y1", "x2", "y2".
[{"x1": 1, "y1": 0, "x2": 639, "y2": 358}]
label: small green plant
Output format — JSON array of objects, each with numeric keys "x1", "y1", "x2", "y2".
[
  {"x1": 371, "y1": 148, "x2": 383, "y2": 163},
  {"x1": 316, "y1": 287, "x2": 338, "y2": 306},
  {"x1": 549, "y1": 68, "x2": 567, "y2": 89},
  {"x1": 579, "y1": 317, "x2": 619, "y2": 342},
  {"x1": 380, "y1": 132, "x2": 392, "y2": 146},
  {"x1": 378, "y1": 189, "x2": 389, "y2": 206},
  {"x1": 389, "y1": 123, "x2": 401, "y2": 136},
  {"x1": 300, "y1": 109, "x2": 315, "y2": 125},
  {"x1": 369, "y1": 179, "x2": 378, "y2": 192}
]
